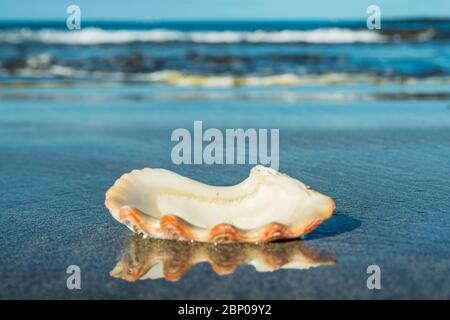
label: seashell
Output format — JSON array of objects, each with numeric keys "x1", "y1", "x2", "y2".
[
  {"x1": 105, "y1": 165, "x2": 335, "y2": 243},
  {"x1": 110, "y1": 237, "x2": 336, "y2": 282}
]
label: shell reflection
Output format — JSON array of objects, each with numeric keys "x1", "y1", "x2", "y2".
[{"x1": 111, "y1": 236, "x2": 336, "y2": 282}]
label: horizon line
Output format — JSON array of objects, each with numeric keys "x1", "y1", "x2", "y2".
[{"x1": 0, "y1": 16, "x2": 449, "y2": 23}]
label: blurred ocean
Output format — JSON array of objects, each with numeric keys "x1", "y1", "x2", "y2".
[{"x1": 0, "y1": 19, "x2": 449, "y2": 87}]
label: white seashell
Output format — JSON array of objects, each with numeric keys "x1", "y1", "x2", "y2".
[{"x1": 105, "y1": 165, "x2": 335, "y2": 243}]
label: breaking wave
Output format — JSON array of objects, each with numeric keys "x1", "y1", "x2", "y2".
[{"x1": 0, "y1": 28, "x2": 389, "y2": 44}]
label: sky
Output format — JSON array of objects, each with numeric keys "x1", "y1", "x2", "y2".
[{"x1": 0, "y1": 0, "x2": 449, "y2": 20}]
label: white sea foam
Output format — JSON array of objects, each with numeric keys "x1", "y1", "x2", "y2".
[
  {"x1": 3, "y1": 52, "x2": 448, "y2": 87},
  {"x1": 4, "y1": 63, "x2": 449, "y2": 87},
  {"x1": 0, "y1": 28, "x2": 386, "y2": 44}
]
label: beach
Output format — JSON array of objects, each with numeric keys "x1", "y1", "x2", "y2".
[
  {"x1": 0, "y1": 82, "x2": 449, "y2": 299},
  {"x1": 0, "y1": 19, "x2": 449, "y2": 299}
]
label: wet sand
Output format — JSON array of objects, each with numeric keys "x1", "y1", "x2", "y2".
[{"x1": 0, "y1": 85, "x2": 449, "y2": 299}]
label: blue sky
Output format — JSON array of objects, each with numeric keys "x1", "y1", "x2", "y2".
[{"x1": 0, "y1": 0, "x2": 449, "y2": 20}]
